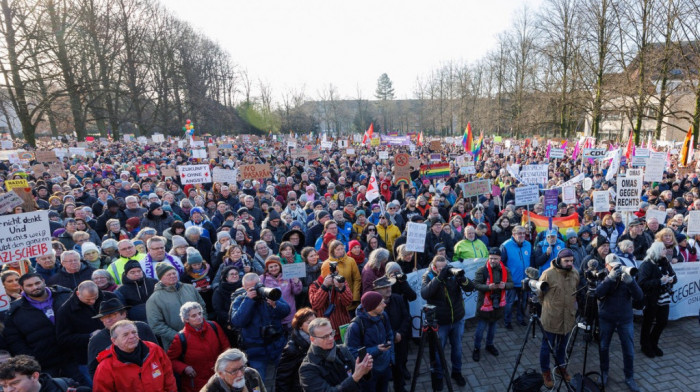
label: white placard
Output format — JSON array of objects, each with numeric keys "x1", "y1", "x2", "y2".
[
  {"x1": 583, "y1": 148, "x2": 606, "y2": 159},
  {"x1": 378, "y1": 151, "x2": 389, "y2": 160},
  {"x1": 645, "y1": 209, "x2": 667, "y2": 225},
  {"x1": 338, "y1": 140, "x2": 348, "y2": 148},
  {"x1": 0, "y1": 192, "x2": 24, "y2": 213},
  {"x1": 667, "y1": 263, "x2": 700, "y2": 320},
  {"x1": 190, "y1": 140, "x2": 205, "y2": 148},
  {"x1": 627, "y1": 168, "x2": 643, "y2": 177},
  {"x1": 686, "y1": 211, "x2": 700, "y2": 236},
  {"x1": 494, "y1": 145, "x2": 502, "y2": 155},
  {"x1": 137, "y1": 136, "x2": 148, "y2": 145},
  {"x1": 644, "y1": 153, "x2": 666, "y2": 182},
  {"x1": 405, "y1": 222, "x2": 427, "y2": 253},
  {"x1": 635, "y1": 148, "x2": 650, "y2": 157},
  {"x1": 346, "y1": 148, "x2": 355, "y2": 156},
  {"x1": 68, "y1": 147, "x2": 86, "y2": 157},
  {"x1": 191, "y1": 149, "x2": 207, "y2": 159},
  {"x1": 1, "y1": 141, "x2": 12, "y2": 150},
  {"x1": 616, "y1": 176, "x2": 643, "y2": 212},
  {"x1": 321, "y1": 141, "x2": 333, "y2": 149},
  {"x1": 152, "y1": 134, "x2": 165, "y2": 143},
  {"x1": 0, "y1": 282, "x2": 9, "y2": 312},
  {"x1": 593, "y1": 191, "x2": 610, "y2": 213},
  {"x1": 212, "y1": 167, "x2": 238, "y2": 184},
  {"x1": 0, "y1": 211, "x2": 52, "y2": 264},
  {"x1": 520, "y1": 164, "x2": 549, "y2": 185},
  {"x1": 515, "y1": 185, "x2": 540, "y2": 206},
  {"x1": 177, "y1": 164, "x2": 212, "y2": 184},
  {"x1": 562, "y1": 185, "x2": 577, "y2": 205},
  {"x1": 549, "y1": 148, "x2": 565, "y2": 159},
  {"x1": 459, "y1": 166, "x2": 476, "y2": 175},
  {"x1": 605, "y1": 149, "x2": 620, "y2": 181},
  {"x1": 282, "y1": 263, "x2": 306, "y2": 280}
]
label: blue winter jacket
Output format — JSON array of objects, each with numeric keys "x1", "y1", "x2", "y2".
[
  {"x1": 230, "y1": 291, "x2": 290, "y2": 361},
  {"x1": 345, "y1": 305, "x2": 393, "y2": 372},
  {"x1": 500, "y1": 238, "x2": 532, "y2": 287},
  {"x1": 533, "y1": 238, "x2": 566, "y2": 274},
  {"x1": 595, "y1": 275, "x2": 643, "y2": 323}
]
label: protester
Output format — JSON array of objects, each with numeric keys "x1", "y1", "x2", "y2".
[
  {"x1": 274, "y1": 308, "x2": 315, "y2": 392},
  {"x1": 0, "y1": 355, "x2": 90, "y2": 392}
]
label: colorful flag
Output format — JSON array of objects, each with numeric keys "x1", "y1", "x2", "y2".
[
  {"x1": 546, "y1": 141, "x2": 552, "y2": 159},
  {"x1": 625, "y1": 129, "x2": 635, "y2": 160},
  {"x1": 420, "y1": 163, "x2": 451, "y2": 179},
  {"x1": 417, "y1": 131, "x2": 424, "y2": 146},
  {"x1": 472, "y1": 132, "x2": 484, "y2": 161},
  {"x1": 679, "y1": 126, "x2": 693, "y2": 166},
  {"x1": 572, "y1": 139, "x2": 581, "y2": 161},
  {"x1": 366, "y1": 170, "x2": 380, "y2": 202},
  {"x1": 462, "y1": 122, "x2": 473, "y2": 152},
  {"x1": 522, "y1": 211, "x2": 580, "y2": 237},
  {"x1": 362, "y1": 123, "x2": 374, "y2": 145}
]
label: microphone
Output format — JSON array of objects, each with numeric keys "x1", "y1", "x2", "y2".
[
  {"x1": 525, "y1": 267, "x2": 540, "y2": 280},
  {"x1": 587, "y1": 260, "x2": 598, "y2": 270}
]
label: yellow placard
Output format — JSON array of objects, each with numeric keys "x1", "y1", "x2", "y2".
[
  {"x1": 6, "y1": 179, "x2": 28, "y2": 191},
  {"x1": 494, "y1": 136, "x2": 502, "y2": 143},
  {"x1": 370, "y1": 137, "x2": 380, "y2": 147}
]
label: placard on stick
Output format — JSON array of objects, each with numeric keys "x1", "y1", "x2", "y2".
[
  {"x1": 178, "y1": 165, "x2": 212, "y2": 184},
  {"x1": 405, "y1": 222, "x2": 427, "y2": 253},
  {"x1": 686, "y1": 211, "x2": 700, "y2": 236},
  {"x1": 35, "y1": 151, "x2": 58, "y2": 163}
]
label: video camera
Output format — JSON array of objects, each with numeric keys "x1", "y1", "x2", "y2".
[
  {"x1": 254, "y1": 283, "x2": 282, "y2": 301},
  {"x1": 329, "y1": 262, "x2": 346, "y2": 283},
  {"x1": 394, "y1": 273, "x2": 407, "y2": 283},
  {"x1": 521, "y1": 267, "x2": 548, "y2": 294},
  {"x1": 422, "y1": 304, "x2": 437, "y2": 326}
]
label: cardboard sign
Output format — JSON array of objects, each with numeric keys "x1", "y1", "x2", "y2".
[
  {"x1": 686, "y1": 211, "x2": 700, "y2": 236},
  {"x1": 35, "y1": 150, "x2": 58, "y2": 163},
  {"x1": 592, "y1": 191, "x2": 610, "y2": 213},
  {"x1": 161, "y1": 168, "x2": 178, "y2": 178},
  {"x1": 520, "y1": 164, "x2": 549, "y2": 185},
  {"x1": 645, "y1": 209, "x2": 667, "y2": 225},
  {"x1": 562, "y1": 185, "x2": 576, "y2": 205},
  {"x1": 239, "y1": 164, "x2": 271, "y2": 180},
  {"x1": 282, "y1": 263, "x2": 306, "y2": 280},
  {"x1": 515, "y1": 185, "x2": 539, "y2": 206},
  {"x1": 0, "y1": 192, "x2": 24, "y2": 213},
  {"x1": 405, "y1": 222, "x2": 427, "y2": 253},
  {"x1": 32, "y1": 164, "x2": 46, "y2": 177},
  {"x1": 208, "y1": 145, "x2": 219, "y2": 159},
  {"x1": 48, "y1": 163, "x2": 64, "y2": 177},
  {"x1": 5, "y1": 179, "x2": 28, "y2": 191},
  {"x1": 13, "y1": 188, "x2": 36, "y2": 212},
  {"x1": 178, "y1": 164, "x2": 212, "y2": 184},
  {"x1": 429, "y1": 140, "x2": 442, "y2": 152},
  {"x1": 212, "y1": 167, "x2": 238, "y2": 184},
  {"x1": 0, "y1": 210, "x2": 52, "y2": 264},
  {"x1": 460, "y1": 180, "x2": 491, "y2": 198},
  {"x1": 616, "y1": 176, "x2": 642, "y2": 212}
]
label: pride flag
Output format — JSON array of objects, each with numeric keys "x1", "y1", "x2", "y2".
[
  {"x1": 420, "y1": 163, "x2": 451, "y2": 179},
  {"x1": 462, "y1": 122, "x2": 473, "y2": 152},
  {"x1": 522, "y1": 211, "x2": 580, "y2": 237}
]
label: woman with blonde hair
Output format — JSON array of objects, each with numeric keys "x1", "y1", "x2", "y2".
[
  {"x1": 655, "y1": 228, "x2": 680, "y2": 263},
  {"x1": 320, "y1": 240, "x2": 361, "y2": 311}
]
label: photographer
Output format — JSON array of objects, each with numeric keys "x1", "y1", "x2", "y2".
[
  {"x1": 472, "y1": 248, "x2": 513, "y2": 362},
  {"x1": 538, "y1": 249, "x2": 579, "y2": 388},
  {"x1": 308, "y1": 265, "x2": 353, "y2": 340},
  {"x1": 595, "y1": 254, "x2": 643, "y2": 392},
  {"x1": 230, "y1": 272, "x2": 290, "y2": 382},
  {"x1": 637, "y1": 241, "x2": 677, "y2": 358},
  {"x1": 421, "y1": 255, "x2": 475, "y2": 390}
]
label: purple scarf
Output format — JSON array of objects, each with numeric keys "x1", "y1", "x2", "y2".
[{"x1": 23, "y1": 289, "x2": 55, "y2": 324}]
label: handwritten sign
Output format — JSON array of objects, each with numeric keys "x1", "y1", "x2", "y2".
[
  {"x1": 549, "y1": 148, "x2": 564, "y2": 159},
  {"x1": 520, "y1": 164, "x2": 549, "y2": 185},
  {"x1": 459, "y1": 180, "x2": 491, "y2": 198},
  {"x1": 562, "y1": 185, "x2": 576, "y2": 204},
  {"x1": 0, "y1": 211, "x2": 52, "y2": 264},
  {"x1": 429, "y1": 140, "x2": 442, "y2": 152},
  {"x1": 515, "y1": 185, "x2": 539, "y2": 206},
  {"x1": 35, "y1": 150, "x2": 58, "y2": 163},
  {"x1": 0, "y1": 192, "x2": 24, "y2": 213},
  {"x1": 405, "y1": 222, "x2": 427, "y2": 253},
  {"x1": 240, "y1": 164, "x2": 271, "y2": 180},
  {"x1": 178, "y1": 165, "x2": 211, "y2": 184},
  {"x1": 191, "y1": 149, "x2": 207, "y2": 159},
  {"x1": 161, "y1": 168, "x2": 178, "y2": 178},
  {"x1": 212, "y1": 167, "x2": 238, "y2": 184},
  {"x1": 686, "y1": 211, "x2": 700, "y2": 236},
  {"x1": 5, "y1": 179, "x2": 28, "y2": 191},
  {"x1": 593, "y1": 191, "x2": 610, "y2": 213},
  {"x1": 208, "y1": 145, "x2": 219, "y2": 159},
  {"x1": 282, "y1": 263, "x2": 306, "y2": 280}
]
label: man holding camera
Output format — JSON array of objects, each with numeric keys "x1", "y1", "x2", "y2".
[
  {"x1": 472, "y1": 248, "x2": 513, "y2": 362},
  {"x1": 538, "y1": 248, "x2": 579, "y2": 388},
  {"x1": 230, "y1": 272, "x2": 290, "y2": 382},
  {"x1": 421, "y1": 255, "x2": 475, "y2": 390},
  {"x1": 595, "y1": 255, "x2": 643, "y2": 392}
]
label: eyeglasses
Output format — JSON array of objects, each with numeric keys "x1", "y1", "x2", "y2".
[
  {"x1": 223, "y1": 365, "x2": 246, "y2": 376},
  {"x1": 312, "y1": 330, "x2": 336, "y2": 340},
  {"x1": 367, "y1": 228, "x2": 376, "y2": 232}
]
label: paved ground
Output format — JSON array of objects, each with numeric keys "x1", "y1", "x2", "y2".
[{"x1": 403, "y1": 316, "x2": 700, "y2": 392}]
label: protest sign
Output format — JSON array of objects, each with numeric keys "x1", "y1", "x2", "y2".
[
  {"x1": 644, "y1": 153, "x2": 666, "y2": 182},
  {"x1": 5, "y1": 179, "x2": 28, "y2": 191},
  {"x1": 549, "y1": 148, "x2": 564, "y2": 159},
  {"x1": 429, "y1": 140, "x2": 442, "y2": 152},
  {"x1": 593, "y1": 191, "x2": 610, "y2": 213},
  {"x1": 337, "y1": 140, "x2": 348, "y2": 148},
  {"x1": 616, "y1": 176, "x2": 642, "y2": 212},
  {"x1": 32, "y1": 164, "x2": 46, "y2": 177},
  {"x1": 208, "y1": 145, "x2": 219, "y2": 159},
  {"x1": 627, "y1": 168, "x2": 643, "y2": 177},
  {"x1": 151, "y1": 134, "x2": 165, "y2": 143},
  {"x1": 459, "y1": 180, "x2": 491, "y2": 198},
  {"x1": 635, "y1": 148, "x2": 650, "y2": 157},
  {"x1": 291, "y1": 148, "x2": 308, "y2": 159},
  {"x1": 520, "y1": 164, "x2": 549, "y2": 185},
  {"x1": 212, "y1": 167, "x2": 238, "y2": 184},
  {"x1": 491, "y1": 185, "x2": 501, "y2": 197},
  {"x1": 394, "y1": 153, "x2": 411, "y2": 185},
  {"x1": 0, "y1": 282, "x2": 9, "y2": 312},
  {"x1": 645, "y1": 209, "x2": 667, "y2": 225},
  {"x1": 494, "y1": 145, "x2": 502, "y2": 155},
  {"x1": 0, "y1": 210, "x2": 51, "y2": 264},
  {"x1": 48, "y1": 163, "x2": 64, "y2": 177},
  {"x1": 583, "y1": 148, "x2": 606, "y2": 159},
  {"x1": 178, "y1": 165, "x2": 211, "y2": 185},
  {"x1": 667, "y1": 263, "x2": 700, "y2": 320},
  {"x1": 543, "y1": 189, "x2": 558, "y2": 217},
  {"x1": 562, "y1": 185, "x2": 576, "y2": 205},
  {"x1": 686, "y1": 211, "x2": 700, "y2": 236},
  {"x1": 190, "y1": 140, "x2": 205, "y2": 148},
  {"x1": 35, "y1": 151, "x2": 58, "y2": 163},
  {"x1": 191, "y1": 149, "x2": 207, "y2": 159},
  {"x1": 0, "y1": 192, "x2": 23, "y2": 213},
  {"x1": 459, "y1": 166, "x2": 476, "y2": 175},
  {"x1": 161, "y1": 168, "x2": 178, "y2": 178},
  {"x1": 405, "y1": 222, "x2": 427, "y2": 252},
  {"x1": 1, "y1": 141, "x2": 12, "y2": 150},
  {"x1": 282, "y1": 263, "x2": 306, "y2": 280},
  {"x1": 515, "y1": 185, "x2": 539, "y2": 206},
  {"x1": 13, "y1": 189, "x2": 36, "y2": 212},
  {"x1": 378, "y1": 151, "x2": 389, "y2": 160},
  {"x1": 346, "y1": 148, "x2": 356, "y2": 156},
  {"x1": 321, "y1": 141, "x2": 333, "y2": 149},
  {"x1": 429, "y1": 153, "x2": 441, "y2": 162},
  {"x1": 240, "y1": 164, "x2": 271, "y2": 180}
]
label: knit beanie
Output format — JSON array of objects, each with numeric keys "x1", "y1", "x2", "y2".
[
  {"x1": 156, "y1": 262, "x2": 176, "y2": 280},
  {"x1": 102, "y1": 239, "x2": 118, "y2": 250},
  {"x1": 123, "y1": 259, "x2": 142, "y2": 275},
  {"x1": 171, "y1": 235, "x2": 188, "y2": 249},
  {"x1": 217, "y1": 231, "x2": 231, "y2": 242},
  {"x1": 81, "y1": 242, "x2": 100, "y2": 257},
  {"x1": 361, "y1": 291, "x2": 384, "y2": 313},
  {"x1": 148, "y1": 202, "x2": 162, "y2": 214},
  {"x1": 265, "y1": 257, "x2": 282, "y2": 270},
  {"x1": 186, "y1": 247, "x2": 204, "y2": 265},
  {"x1": 348, "y1": 240, "x2": 361, "y2": 250}
]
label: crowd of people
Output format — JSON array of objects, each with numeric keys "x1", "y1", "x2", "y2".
[{"x1": 0, "y1": 133, "x2": 693, "y2": 392}]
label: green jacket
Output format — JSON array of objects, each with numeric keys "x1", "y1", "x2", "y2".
[
  {"x1": 453, "y1": 238, "x2": 488, "y2": 261},
  {"x1": 145, "y1": 282, "x2": 206, "y2": 350}
]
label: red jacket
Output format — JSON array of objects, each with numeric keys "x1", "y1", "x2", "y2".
[
  {"x1": 166, "y1": 321, "x2": 230, "y2": 392},
  {"x1": 94, "y1": 340, "x2": 177, "y2": 392},
  {"x1": 309, "y1": 277, "x2": 353, "y2": 340}
]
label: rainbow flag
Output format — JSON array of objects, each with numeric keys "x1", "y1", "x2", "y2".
[
  {"x1": 462, "y1": 122, "x2": 473, "y2": 152},
  {"x1": 472, "y1": 131, "x2": 484, "y2": 161},
  {"x1": 522, "y1": 211, "x2": 580, "y2": 237},
  {"x1": 420, "y1": 163, "x2": 451, "y2": 179}
]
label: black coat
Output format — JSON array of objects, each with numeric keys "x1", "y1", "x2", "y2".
[
  {"x1": 56, "y1": 290, "x2": 119, "y2": 364},
  {"x1": 275, "y1": 329, "x2": 311, "y2": 392},
  {"x1": 86, "y1": 321, "x2": 157, "y2": 376},
  {"x1": 187, "y1": 237, "x2": 213, "y2": 266},
  {"x1": 299, "y1": 343, "x2": 363, "y2": 392},
  {"x1": 385, "y1": 293, "x2": 411, "y2": 339},
  {"x1": 637, "y1": 257, "x2": 677, "y2": 306},
  {"x1": 421, "y1": 267, "x2": 475, "y2": 326},
  {"x1": 211, "y1": 281, "x2": 241, "y2": 328},
  {"x1": 47, "y1": 263, "x2": 96, "y2": 290},
  {"x1": 38, "y1": 373, "x2": 91, "y2": 392},
  {"x1": 4, "y1": 286, "x2": 73, "y2": 370},
  {"x1": 115, "y1": 275, "x2": 158, "y2": 322}
]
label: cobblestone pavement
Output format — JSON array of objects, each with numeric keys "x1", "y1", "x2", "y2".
[{"x1": 403, "y1": 316, "x2": 700, "y2": 392}]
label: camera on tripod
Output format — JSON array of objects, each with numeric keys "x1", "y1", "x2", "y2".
[
  {"x1": 254, "y1": 283, "x2": 282, "y2": 301},
  {"x1": 422, "y1": 304, "x2": 437, "y2": 326},
  {"x1": 329, "y1": 262, "x2": 346, "y2": 283},
  {"x1": 521, "y1": 277, "x2": 549, "y2": 294}
]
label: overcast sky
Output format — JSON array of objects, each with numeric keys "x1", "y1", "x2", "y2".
[{"x1": 166, "y1": 0, "x2": 543, "y2": 102}]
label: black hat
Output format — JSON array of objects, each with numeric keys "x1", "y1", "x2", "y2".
[
  {"x1": 106, "y1": 199, "x2": 119, "y2": 209},
  {"x1": 429, "y1": 218, "x2": 442, "y2": 227},
  {"x1": 488, "y1": 247, "x2": 501, "y2": 256},
  {"x1": 373, "y1": 276, "x2": 396, "y2": 289},
  {"x1": 92, "y1": 298, "x2": 129, "y2": 319},
  {"x1": 410, "y1": 215, "x2": 425, "y2": 223},
  {"x1": 628, "y1": 218, "x2": 643, "y2": 227},
  {"x1": 434, "y1": 242, "x2": 446, "y2": 252},
  {"x1": 316, "y1": 210, "x2": 330, "y2": 220},
  {"x1": 123, "y1": 259, "x2": 142, "y2": 275},
  {"x1": 237, "y1": 207, "x2": 249, "y2": 215},
  {"x1": 148, "y1": 202, "x2": 162, "y2": 214},
  {"x1": 594, "y1": 236, "x2": 609, "y2": 248}
]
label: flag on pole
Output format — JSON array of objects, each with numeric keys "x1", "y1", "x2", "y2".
[
  {"x1": 572, "y1": 139, "x2": 581, "y2": 161},
  {"x1": 679, "y1": 126, "x2": 693, "y2": 166},
  {"x1": 417, "y1": 131, "x2": 424, "y2": 147},
  {"x1": 625, "y1": 129, "x2": 635, "y2": 160},
  {"x1": 472, "y1": 132, "x2": 484, "y2": 162},
  {"x1": 462, "y1": 122, "x2": 473, "y2": 152},
  {"x1": 362, "y1": 123, "x2": 374, "y2": 145},
  {"x1": 546, "y1": 141, "x2": 552, "y2": 159},
  {"x1": 366, "y1": 170, "x2": 380, "y2": 202}
]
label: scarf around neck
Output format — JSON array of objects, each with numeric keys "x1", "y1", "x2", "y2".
[{"x1": 481, "y1": 262, "x2": 507, "y2": 312}]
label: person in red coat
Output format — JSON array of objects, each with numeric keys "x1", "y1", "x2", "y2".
[
  {"x1": 309, "y1": 273, "x2": 353, "y2": 341},
  {"x1": 166, "y1": 301, "x2": 230, "y2": 392},
  {"x1": 94, "y1": 320, "x2": 177, "y2": 392}
]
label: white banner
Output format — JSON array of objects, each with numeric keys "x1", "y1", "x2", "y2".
[
  {"x1": 212, "y1": 168, "x2": 238, "y2": 184},
  {"x1": 515, "y1": 185, "x2": 539, "y2": 206},
  {"x1": 686, "y1": 211, "x2": 700, "y2": 236},
  {"x1": 593, "y1": 191, "x2": 610, "y2": 213},
  {"x1": 178, "y1": 165, "x2": 212, "y2": 184},
  {"x1": 405, "y1": 222, "x2": 427, "y2": 253},
  {"x1": 668, "y1": 262, "x2": 700, "y2": 320},
  {"x1": 406, "y1": 259, "x2": 486, "y2": 336},
  {"x1": 616, "y1": 176, "x2": 643, "y2": 212},
  {"x1": 0, "y1": 211, "x2": 52, "y2": 264},
  {"x1": 520, "y1": 164, "x2": 549, "y2": 185}
]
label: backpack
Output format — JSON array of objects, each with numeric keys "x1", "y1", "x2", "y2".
[
  {"x1": 177, "y1": 321, "x2": 218, "y2": 361},
  {"x1": 344, "y1": 314, "x2": 385, "y2": 345}
]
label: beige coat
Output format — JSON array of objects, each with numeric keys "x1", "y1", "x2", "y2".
[{"x1": 539, "y1": 261, "x2": 580, "y2": 335}]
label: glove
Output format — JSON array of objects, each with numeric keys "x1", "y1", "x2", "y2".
[
  {"x1": 607, "y1": 267, "x2": 621, "y2": 281},
  {"x1": 457, "y1": 275, "x2": 468, "y2": 285},
  {"x1": 621, "y1": 272, "x2": 633, "y2": 284},
  {"x1": 438, "y1": 266, "x2": 451, "y2": 280}
]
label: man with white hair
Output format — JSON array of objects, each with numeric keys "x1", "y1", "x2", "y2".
[
  {"x1": 124, "y1": 195, "x2": 147, "y2": 219},
  {"x1": 200, "y1": 349, "x2": 265, "y2": 391}
]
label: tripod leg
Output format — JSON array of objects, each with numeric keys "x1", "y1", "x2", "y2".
[
  {"x1": 534, "y1": 321, "x2": 574, "y2": 392},
  {"x1": 409, "y1": 330, "x2": 427, "y2": 392},
  {"x1": 430, "y1": 329, "x2": 455, "y2": 392},
  {"x1": 507, "y1": 316, "x2": 536, "y2": 392}
]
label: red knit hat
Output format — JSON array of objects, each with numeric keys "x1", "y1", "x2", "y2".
[
  {"x1": 361, "y1": 291, "x2": 384, "y2": 313},
  {"x1": 348, "y1": 240, "x2": 361, "y2": 250}
]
